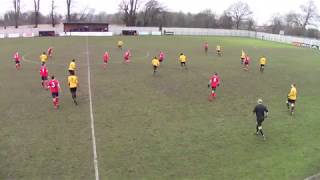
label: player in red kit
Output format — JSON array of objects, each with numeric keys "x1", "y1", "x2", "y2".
[
  {"x1": 103, "y1": 51, "x2": 110, "y2": 68},
  {"x1": 47, "y1": 47, "x2": 54, "y2": 58},
  {"x1": 159, "y1": 51, "x2": 165, "y2": 63},
  {"x1": 48, "y1": 75, "x2": 61, "y2": 109},
  {"x1": 208, "y1": 72, "x2": 221, "y2": 101},
  {"x1": 123, "y1": 50, "x2": 131, "y2": 63},
  {"x1": 40, "y1": 63, "x2": 49, "y2": 89},
  {"x1": 243, "y1": 55, "x2": 250, "y2": 71},
  {"x1": 13, "y1": 52, "x2": 21, "y2": 70},
  {"x1": 204, "y1": 42, "x2": 209, "y2": 54}
]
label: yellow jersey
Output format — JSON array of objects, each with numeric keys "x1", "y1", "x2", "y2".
[
  {"x1": 68, "y1": 75, "x2": 78, "y2": 88},
  {"x1": 40, "y1": 54, "x2": 48, "y2": 63},
  {"x1": 241, "y1": 50, "x2": 246, "y2": 59},
  {"x1": 216, "y1": 45, "x2": 221, "y2": 51},
  {"x1": 288, "y1": 87, "x2": 297, "y2": 100},
  {"x1": 260, "y1": 57, "x2": 267, "y2": 65},
  {"x1": 152, "y1": 59, "x2": 160, "y2": 67},
  {"x1": 69, "y1": 62, "x2": 76, "y2": 71},
  {"x1": 179, "y1": 55, "x2": 187, "y2": 63},
  {"x1": 118, "y1": 41, "x2": 123, "y2": 47}
]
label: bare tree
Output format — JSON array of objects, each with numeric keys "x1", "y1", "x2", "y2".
[
  {"x1": 142, "y1": 0, "x2": 165, "y2": 26},
  {"x1": 226, "y1": 1, "x2": 252, "y2": 29},
  {"x1": 50, "y1": 0, "x2": 56, "y2": 27},
  {"x1": 66, "y1": 0, "x2": 72, "y2": 22},
  {"x1": 218, "y1": 12, "x2": 233, "y2": 29},
  {"x1": 13, "y1": 0, "x2": 21, "y2": 28},
  {"x1": 269, "y1": 14, "x2": 284, "y2": 34},
  {"x1": 78, "y1": 7, "x2": 95, "y2": 22},
  {"x1": 119, "y1": 0, "x2": 139, "y2": 26},
  {"x1": 285, "y1": 12, "x2": 302, "y2": 28},
  {"x1": 300, "y1": 0, "x2": 319, "y2": 30},
  {"x1": 33, "y1": 0, "x2": 40, "y2": 27},
  {"x1": 193, "y1": 9, "x2": 218, "y2": 28}
]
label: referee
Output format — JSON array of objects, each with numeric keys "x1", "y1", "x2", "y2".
[{"x1": 253, "y1": 99, "x2": 269, "y2": 140}]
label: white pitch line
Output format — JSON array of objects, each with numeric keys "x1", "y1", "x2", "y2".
[{"x1": 85, "y1": 36, "x2": 100, "y2": 180}]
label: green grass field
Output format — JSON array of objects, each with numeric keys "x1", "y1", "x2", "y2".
[{"x1": 1, "y1": 36, "x2": 320, "y2": 180}]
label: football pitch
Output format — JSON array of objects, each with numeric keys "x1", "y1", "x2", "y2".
[{"x1": 1, "y1": 36, "x2": 320, "y2": 180}]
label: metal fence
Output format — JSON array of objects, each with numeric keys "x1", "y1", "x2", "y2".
[{"x1": 0, "y1": 24, "x2": 319, "y2": 48}]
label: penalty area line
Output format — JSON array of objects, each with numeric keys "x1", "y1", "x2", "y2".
[{"x1": 85, "y1": 36, "x2": 100, "y2": 180}]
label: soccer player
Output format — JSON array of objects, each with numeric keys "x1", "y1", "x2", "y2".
[
  {"x1": 208, "y1": 72, "x2": 220, "y2": 101},
  {"x1": 47, "y1": 47, "x2": 54, "y2": 57},
  {"x1": 243, "y1": 55, "x2": 250, "y2": 71},
  {"x1": 68, "y1": 59, "x2": 76, "y2": 74},
  {"x1": 159, "y1": 51, "x2": 165, "y2": 63},
  {"x1": 13, "y1": 52, "x2": 21, "y2": 70},
  {"x1": 48, "y1": 75, "x2": 61, "y2": 109},
  {"x1": 40, "y1": 52, "x2": 48, "y2": 64},
  {"x1": 118, "y1": 40, "x2": 124, "y2": 50},
  {"x1": 179, "y1": 53, "x2": 187, "y2": 69},
  {"x1": 259, "y1": 56, "x2": 267, "y2": 73},
  {"x1": 286, "y1": 84, "x2": 297, "y2": 115},
  {"x1": 216, "y1": 45, "x2": 222, "y2": 56},
  {"x1": 124, "y1": 50, "x2": 131, "y2": 63},
  {"x1": 40, "y1": 63, "x2": 49, "y2": 89},
  {"x1": 68, "y1": 71, "x2": 79, "y2": 105},
  {"x1": 152, "y1": 56, "x2": 160, "y2": 75},
  {"x1": 103, "y1": 51, "x2": 110, "y2": 69},
  {"x1": 253, "y1": 99, "x2": 269, "y2": 140},
  {"x1": 240, "y1": 50, "x2": 246, "y2": 64},
  {"x1": 204, "y1": 42, "x2": 209, "y2": 54}
]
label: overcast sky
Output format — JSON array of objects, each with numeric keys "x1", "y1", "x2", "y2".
[{"x1": 1, "y1": 0, "x2": 320, "y2": 26}]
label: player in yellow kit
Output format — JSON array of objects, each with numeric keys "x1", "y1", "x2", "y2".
[
  {"x1": 286, "y1": 84, "x2": 297, "y2": 115},
  {"x1": 40, "y1": 52, "x2": 48, "y2": 64},
  {"x1": 240, "y1": 50, "x2": 246, "y2": 64},
  {"x1": 68, "y1": 71, "x2": 79, "y2": 105},
  {"x1": 179, "y1": 53, "x2": 187, "y2": 69},
  {"x1": 68, "y1": 59, "x2": 76, "y2": 74},
  {"x1": 259, "y1": 56, "x2": 267, "y2": 73},
  {"x1": 216, "y1": 45, "x2": 222, "y2": 56},
  {"x1": 117, "y1": 40, "x2": 124, "y2": 50},
  {"x1": 152, "y1": 57, "x2": 160, "y2": 75}
]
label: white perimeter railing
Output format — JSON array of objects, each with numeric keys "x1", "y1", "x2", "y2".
[{"x1": 0, "y1": 24, "x2": 319, "y2": 49}]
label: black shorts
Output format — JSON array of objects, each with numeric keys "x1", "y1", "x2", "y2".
[
  {"x1": 211, "y1": 87, "x2": 217, "y2": 91},
  {"x1": 153, "y1": 66, "x2": 158, "y2": 70},
  {"x1": 217, "y1": 50, "x2": 221, "y2": 53},
  {"x1": 68, "y1": 70, "x2": 75, "y2": 74},
  {"x1": 41, "y1": 76, "x2": 48, "y2": 81},
  {"x1": 181, "y1": 62, "x2": 186, "y2": 65},
  {"x1": 257, "y1": 119, "x2": 264, "y2": 127},
  {"x1": 15, "y1": 61, "x2": 20, "y2": 64},
  {"x1": 70, "y1": 87, "x2": 77, "y2": 93},
  {"x1": 52, "y1": 92, "x2": 59, "y2": 98},
  {"x1": 260, "y1": 64, "x2": 265, "y2": 67},
  {"x1": 288, "y1": 99, "x2": 296, "y2": 104}
]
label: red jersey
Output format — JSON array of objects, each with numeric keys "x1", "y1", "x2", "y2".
[
  {"x1": 103, "y1": 52, "x2": 109, "y2": 62},
  {"x1": 159, "y1": 52, "x2": 165, "y2": 61},
  {"x1": 48, "y1": 79, "x2": 60, "y2": 93},
  {"x1": 204, "y1": 43, "x2": 208, "y2": 49},
  {"x1": 124, "y1": 51, "x2": 130, "y2": 60},
  {"x1": 47, "y1": 48, "x2": 53, "y2": 56},
  {"x1": 13, "y1": 52, "x2": 21, "y2": 62},
  {"x1": 244, "y1": 56, "x2": 250, "y2": 64},
  {"x1": 40, "y1": 66, "x2": 48, "y2": 77},
  {"x1": 210, "y1": 75, "x2": 220, "y2": 88}
]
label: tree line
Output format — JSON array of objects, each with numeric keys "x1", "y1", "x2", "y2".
[{"x1": 0, "y1": 0, "x2": 319, "y2": 38}]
